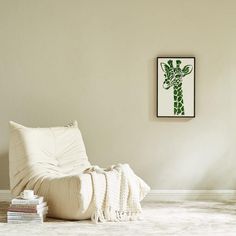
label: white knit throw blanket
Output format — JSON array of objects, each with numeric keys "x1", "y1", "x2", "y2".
[{"x1": 84, "y1": 164, "x2": 150, "y2": 223}]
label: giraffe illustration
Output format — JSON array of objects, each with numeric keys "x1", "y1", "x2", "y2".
[{"x1": 160, "y1": 59, "x2": 193, "y2": 115}]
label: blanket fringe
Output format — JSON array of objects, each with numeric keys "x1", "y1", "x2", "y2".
[{"x1": 91, "y1": 207, "x2": 142, "y2": 223}]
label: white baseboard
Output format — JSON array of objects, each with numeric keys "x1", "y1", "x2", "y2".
[
  {"x1": 144, "y1": 190, "x2": 236, "y2": 202},
  {"x1": 1, "y1": 190, "x2": 236, "y2": 202}
]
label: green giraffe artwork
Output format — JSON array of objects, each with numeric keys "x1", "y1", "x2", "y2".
[{"x1": 160, "y1": 59, "x2": 193, "y2": 115}]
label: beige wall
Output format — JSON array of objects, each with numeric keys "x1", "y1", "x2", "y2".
[{"x1": 1, "y1": 0, "x2": 236, "y2": 190}]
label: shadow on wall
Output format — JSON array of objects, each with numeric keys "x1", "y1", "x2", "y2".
[
  {"x1": 152, "y1": 146, "x2": 236, "y2": 192},
  {"x1": 193, "y1": 152, "x2": 236, "y2": 190},
  {"x1": 0, "y1": 152, "x2": 9, "y2": 189}
]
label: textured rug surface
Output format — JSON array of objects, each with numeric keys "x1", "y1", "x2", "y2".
[{"x1": 1, "y1": 201, "x2": 236, "y2": 236}]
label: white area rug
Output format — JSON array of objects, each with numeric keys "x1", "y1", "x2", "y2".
[{"x1": 1, "y1": 201, "x2": 236, "y2": 236}]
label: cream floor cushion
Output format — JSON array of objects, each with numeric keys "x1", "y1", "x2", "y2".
[
  {"x1": 9, "y1": 121, "x2": 94, "y2": 220},
  {"x1": 9, "y1": 121, "x2": 149, "y2": 220}
]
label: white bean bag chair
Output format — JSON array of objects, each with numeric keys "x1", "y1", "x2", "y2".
[{"x1": 9, "y1": 121, "x2": 148, "y2": 220}]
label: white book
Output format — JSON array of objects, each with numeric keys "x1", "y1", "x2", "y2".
[
  {"x1": 7, "y1": 208, "x2": 48, "y2": 217},
  {"x1": 11, "y1": 196, "x2": 44, "y2": 205},
  {"x1": 7, "y1": 215, "x2": 47, "y2": 220},
  {"x1": 7, "y1": 214, "x2": 47, "y2": 222},
  {"x1": 8, "y1": 219, "x2": 43, "y2": 223},
  {"x1": 8, "y1": 216, "x2": 43, "y2": 220},
  {"x1": 10, "y1": 202, "x2": 47, "y2": 209}
]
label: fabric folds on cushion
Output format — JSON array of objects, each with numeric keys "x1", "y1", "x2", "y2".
[{"x1": 9, "y1": 121, "x2": 92, "y2": 219}]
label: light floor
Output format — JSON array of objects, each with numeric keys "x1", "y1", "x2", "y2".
[{"x1": 1, "y1": 201, "x2": 236, "y2": 236}]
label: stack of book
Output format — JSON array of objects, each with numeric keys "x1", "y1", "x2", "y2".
[{"x1": 7, "y1": 196, "x2": 48, "y2": 223}]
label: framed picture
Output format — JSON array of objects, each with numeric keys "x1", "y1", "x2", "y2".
[{"x1": 157, "y1": 57, "x2": 195, "y2": 118}]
